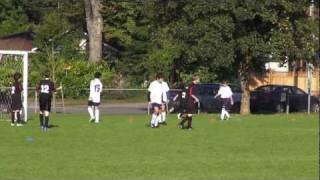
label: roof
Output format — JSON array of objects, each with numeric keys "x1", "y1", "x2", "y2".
[{"x1": 0, "y1": 32, "x2": 34, "y2": 51}]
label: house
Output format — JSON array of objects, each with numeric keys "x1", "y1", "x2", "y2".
[{"x1": 250, "y1": 60, "x2": 320, "y2": 95}]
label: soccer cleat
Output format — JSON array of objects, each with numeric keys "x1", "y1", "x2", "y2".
[
  {"x1": 11, "y1": 123, "x2": 15, "y2": 126},
  {"x1": 89, "y1": 118, "x2": 95, "y2": 123},
  {"x1": 188, "y1": 127, "x2": 193, "y2": 131},
  {"x1": 162, "y1": 121, "x2": 167, "y2": 126},
  {"x1": 16, "y1": 123, "x2": 24, "y2": 127},
  {"x1": 178, "y1": 124, "x2": 183, "y2": 129}
]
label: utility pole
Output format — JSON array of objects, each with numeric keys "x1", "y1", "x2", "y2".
[
  {"x1": 307, "y1": 0, "x2": 315, "y2": 114},
  {"x1": 307, "y1": 63, "x2": 314, "y2": 114}
]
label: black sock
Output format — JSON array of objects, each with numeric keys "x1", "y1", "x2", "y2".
[
  {"x1": 180, "y1": 117, "x2": 187, "y2": 126},
  {"x1": 44, "y1": 116, "x2": 49, "y2": 128},
  {"x1": 187, "y1": 116, "x2": 192, "y2": 128},
  {"x1": 39, "y1": 114, "x2": 44, "y2": 127},
  {"x1": 11, "y1": 112, "x2": 15, "y2": 124},
  {"x1": 17, "y1": 112, "x2": 21, "y2": 124}
]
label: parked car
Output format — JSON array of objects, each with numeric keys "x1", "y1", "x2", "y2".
[
  {"x1": 250, "y1": 85, "x2": 320, "y2": 113},
  {"x1": 168, "y1": 83, "x2": 242, "y2": 113}
]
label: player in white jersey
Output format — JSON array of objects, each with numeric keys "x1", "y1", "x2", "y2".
[
  {"x1": 214, "y1": 80, "x2": 234, "y2": 120},
  {"x1": 148, "y1": 73, "x2": 167, "y2": 128},
  {"x1": 88, "y1": 72, "x2": 103, "y2": 123}
]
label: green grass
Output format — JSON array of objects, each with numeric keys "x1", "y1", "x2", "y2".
[{"x1": 0, "y1": 113, "x2": 318, "y2": 180}]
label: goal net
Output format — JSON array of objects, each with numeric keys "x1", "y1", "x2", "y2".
[{"x1": 0, "y1": 54, "x2": 24, "y2": 121}]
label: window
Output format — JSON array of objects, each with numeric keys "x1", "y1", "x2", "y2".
[
  {"x1": 292, "y1": 87, "x2": 306, "y2": 95},
  {"x1": 230, "y1": 85, "x2": 242, "y2": 93},
  {"x1": 256, "y1": 86, "x2": 271, "y2": 92}
]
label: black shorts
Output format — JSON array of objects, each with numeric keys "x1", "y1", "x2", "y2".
[
  {"x1": 39, "y1": 95, "x2": 52, "y2": 112},
  {"x1": 11, "y1": 95, "x2": 22, "y2": 111},
  {"x1": 88, "y1": 100, "x2": 100, "y2": 107},
  {"x1": 221, "y1": 98, "x2": 232, "y2": 111},
  {"x1": 180, "y1": 102, "x2": 198, "y2": 114},
  {"x1": 151, "y1": 103, "x2": 161, "y2": 110}
]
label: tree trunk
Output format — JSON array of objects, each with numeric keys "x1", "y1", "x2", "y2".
[
  {"x1": 84, "y1": 0, "x2": 103, "y2": 63},
  {"x1": 239, "y1": 61, "x2": 251, "y2": 115}
]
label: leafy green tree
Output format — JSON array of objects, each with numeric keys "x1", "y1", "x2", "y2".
[{"x1": 0, "y1": 0, "x2": 31, "y2": 36}]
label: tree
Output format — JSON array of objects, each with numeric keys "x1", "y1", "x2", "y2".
[
  {"x1": 84, "y1": 0, "x2": 103, "y2": 63},
  {"x1": 0, "y1": 0, "x2": 31, "y2": 36},
  {"x1": 143, "y1": 0, "x2": 235, "y2": 83}
]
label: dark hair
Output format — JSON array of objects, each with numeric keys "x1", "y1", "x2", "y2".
[
  {"x1": 94, "y1": 72, "x2": 102, "y2": 78},
  {"x1": 13, "y1": 72, "x2": 22, "y2": 82},
  {"x1": 43, "y1": 71, "x2": 50, "y2": 78},
  {"x1": 192, "y1": 75, "x2": 199, "y2": 82},
  {"x1": 156, "y1": 73, "x2": 163, "y2": 79}
]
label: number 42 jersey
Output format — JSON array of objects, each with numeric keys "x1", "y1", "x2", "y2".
[{"x1": 89, "y1": 78, "x2": 103, "y2": 103}]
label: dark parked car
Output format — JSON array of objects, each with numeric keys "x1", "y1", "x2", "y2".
[
  {"x1": 168, "y1": 83, "x2": 242, "y2": 113},
  {"x1": 250, "y1": 85, "x2": 320, "y2": 113}
]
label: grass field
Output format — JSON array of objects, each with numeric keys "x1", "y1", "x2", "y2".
[{"x1": 0, "y1": 113, "x2": 318, "y2": 180}]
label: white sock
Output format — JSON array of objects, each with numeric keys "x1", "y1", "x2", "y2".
[
  {"x1": 95, "y1": 109, "x2": 99, "y2": 123},
  {"x1": 221, "y1": 108, "x2": 226, "y2": 120},
  {"x1": 154, "y1": 115, "x2": 160, "y2": 127},
  {"x1": 161, "y1": 112, "x2": 166, "y2": 122},
  {"x1": 225, "y1": 109, "x2": 230, "y2": 119},
  {"x1": 151, "y1": 114, "x2": 157, "y2": 127},
  {"x1": 14, "y1": 112, "x2": 17, "y2": 122},
  {"x1": 88, "y1": 106, "x2": 94, "y2": 119}
]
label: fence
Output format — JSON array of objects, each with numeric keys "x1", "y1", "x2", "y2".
[
  {"x1": 0, "y1": 87, "x2": 187, "y2": 120},
  {"x1": 250, "y1": 70, "x2": 320, "y2": 95}
]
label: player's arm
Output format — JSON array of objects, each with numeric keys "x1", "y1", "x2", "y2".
[
  {"x1": 147, "y1": 83, "x2": 153, "y2": 103},
  {"x1": 214, "y1": 88, "x2": 222, "y2": 98},
  {"x1": 52, "y1": 82, "x2": 56, "y2": 92},
  {"x1": 36, "y1": 82, "x2": 40, "y2": 93},
  {"x1": 147, "y1": 92, "x2": 151, "y2": 102},
  {"x1": 19, "y1": 83, "x2": 23, "y2": 92},
  {"x1": 173, "y1": 94, "x2": 179, "y2": 101},
  {"x1": 189, "y1": 86, "x2": 199, "y2": 103},
  {"x1": 99, "y1": 83, "x2": 103, "y2": 93},
  {"x1": 229, "y1": 87, "x2": 234, "y2": 105},
  {"x1": 230, "y1": 95, "x2": 234, "y2": 105}
]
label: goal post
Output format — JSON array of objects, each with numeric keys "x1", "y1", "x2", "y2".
[{"x1": 0, "y1": 50, "x2": 29, "y2": 122}]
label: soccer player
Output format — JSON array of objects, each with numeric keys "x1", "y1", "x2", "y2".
[
  {"x1": 214, "y1": 80, "x2": 234, "y2": 120},
  {"x1": 10, "y1": 72, "x2": 23, "y2": 127},
  {"x1": 88, "y1": 72, "x2": 103, "y2": 123},
  {"x1": 148, "y1": 73, "x2": 167, "y2": 128},
  {"x1": 36, "y1": 71, "x2": 55, "y2": 132},
  {"x1": 173, "y1": 76, "x2": 200, "y2": 130},
  {"x1": 180, "y1": 76, "x2": 200, "y2": 130}
]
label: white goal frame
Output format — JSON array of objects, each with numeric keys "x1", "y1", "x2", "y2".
[{"x1": 0, "y1": 50, "x2": 30, "y2": 122}]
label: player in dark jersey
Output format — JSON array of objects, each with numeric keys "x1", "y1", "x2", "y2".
[
  {"x1": 173, "y1": 75, "x2": 200, "y2": 130},
  {"x1": 36, "y1": 71, "x2": 55, "y2": 132},
  {"x1": 10, "y1": 72, "x2": 23, "y2": 126}
]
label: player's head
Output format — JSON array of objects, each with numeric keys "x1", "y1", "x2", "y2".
[
  {"x1": 43, "y1": 71, "x2": 50, "y2": 79},
  {"x1": 222, "y1": 80, "x2": 228, "y2": 86},
  {"x1": 192, "y1": 75, "x2": 200, "y2": 84},
  {"x1": 13, "y1": 72, "x2": 22, "y2": 82},
  {"x1": 178, "y1": 82, "x2": 185, "y2": 89},
  {"x1": 156, "y1": 73, "x2": 164, "y2": 82},
  {"x1": 94, "y1": 72, "x2": 101, "y2": 79}
]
